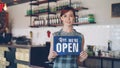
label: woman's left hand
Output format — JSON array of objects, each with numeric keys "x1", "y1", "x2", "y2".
[{"x1": 79, "y1": 51, "x2": 88, "y2": 62}]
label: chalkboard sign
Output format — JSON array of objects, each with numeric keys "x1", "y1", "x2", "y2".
[{"x1": 112, "y1": 3, "x2": 120, "y2": 17}]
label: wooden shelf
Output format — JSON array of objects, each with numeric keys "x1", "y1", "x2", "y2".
[
  {"x1": 27, "y1": 0, "x2": 91, "y2": 28},
  {"x1": 26, "y1": 14, "x2": 38, "y2": 17},
  {"x1": 35, "y1": 12, "x2": 56, "y2": 15},
  {"x1": 26, "y1": 12, "x2": 56, "y2": 17},
  {"x1": 30, "y1": 25, "x2": 49, "y2": 28},
  {"x1": 49, "y1": 24, "x2": 63, "y2": 27},
  {"x1": 73, "y1": 22, "x2": 92, "y2": 25},
  {"x1": 49, "y1": 22, "x2": 95, "y2": 27},
  {"x1": 74, "y1": 7, "x2": 88, "y2": 11},
  {"x1": 54, "y1": 7, "x2": 88, "y2": 14},
  {"x1": 30, "y1": 0, "x2": 57, "y2": 5},
  {"x1": 29, "y1": 22, "x2": 96, "y2": 28}
]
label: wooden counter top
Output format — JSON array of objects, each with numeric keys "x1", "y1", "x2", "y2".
[
  {"x1": 0, "y1": 44, "x2": 46, "y2": 49},
  {"x1": 88, "y1": 56, "x2": 120, "y2": 61}
]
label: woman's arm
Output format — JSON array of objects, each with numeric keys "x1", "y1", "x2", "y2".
[
  {"x1": 81, "y1": 35, "x2": 85, "y2": 51},
  {"x1": 48, "y1": 35, "x2": 58, "y2": 62},
  {"x1": 48, "y1": 40, "x2": 54, "y2": 62},
  {"x1": 78, "y1": 35, "x2": 88, "y2": 62}
]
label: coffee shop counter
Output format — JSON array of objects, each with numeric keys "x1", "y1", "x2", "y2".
[
  {"x1": 1, "y1": 44, "x2": 120, "y2": 68},
  {"x1": 83, "y1": 56, "x2": 120, "y2": 68},
  {"x1": 0, "y1": 44, "x2": 45, "y2": 48},
  {"x1": 0, "y1": 43, "x2": 52, "y2": 68}
]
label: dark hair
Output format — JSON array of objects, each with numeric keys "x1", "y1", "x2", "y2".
[{"x1": 60, "y1": 6, "x2": 75, "y2": 17}]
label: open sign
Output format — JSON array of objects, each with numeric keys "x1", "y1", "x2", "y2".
[{"x1": 54, "y1": 36, "x2": 82, "y2": 55}]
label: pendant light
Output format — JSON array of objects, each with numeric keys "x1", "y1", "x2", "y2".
[
  {"x1": 3, "y1": 3, "x2": 7, "y2": 11},
  {"x1": 13, "y1": 0, "x2": 19, "y2": 4}
]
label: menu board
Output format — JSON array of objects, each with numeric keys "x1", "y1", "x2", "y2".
[{"x1": 112, "y1": 3, "x2": 120, "y2": 17}]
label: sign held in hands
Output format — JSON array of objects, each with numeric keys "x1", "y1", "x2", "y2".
[{"x1": 54, "y1": 36, "x2": 82, "y2": 55}]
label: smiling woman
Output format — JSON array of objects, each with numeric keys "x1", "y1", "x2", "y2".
[{"x1": 48, "y1": 6, "x2": 88, "y2": 68}]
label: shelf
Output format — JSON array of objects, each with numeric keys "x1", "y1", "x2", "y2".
[
  {"x1": 26, "y1": 7, "x2": 88, "y2": 17},
  {"x1": 51, "y1": 22, "x2": 96, "y2": 27},
  {"x1": 26, "y1": 14, "x2": 38, "y2": 17},
  {"x1": 54, "y1": 7, "x2": 88, "y2": 14},
  {"x1": 74, "y1": 7, "x2": 88, "y2": 11},
  {"x1": 30, "y1": 0, "x2": 57, "y2": 5},
  {"x1": 26, "y1": 7, "x2": 89, "y2": 17},
  {"x1": 35, "y1": 12, "x2": 56, "y2": 15},
  {"x1": 27, "y1": 0, "x2": 91, "y2": 28},
  {"x1": 49, "y1": 24, "x2": 63, "y2": 27},
  {"x1": 30, "y1": 25, "x2": 49, "y2": 28},
  {"x1": 73, "y1": 22, "x2": 95, "y2": 26},
  {"x1": 29, "y1": 22, "x2": 96, "y2": 28},
  {"x1": 26, "y1": 12, "x2": 56, "y2": 17}
]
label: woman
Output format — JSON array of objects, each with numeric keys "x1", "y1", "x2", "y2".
[{"x1": 48, "y1": 6, "x2": 88, "y2": 68}]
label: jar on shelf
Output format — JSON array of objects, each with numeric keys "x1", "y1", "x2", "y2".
[{"x1": 88, "y1": 14, "x2": 95, "y2": 23}]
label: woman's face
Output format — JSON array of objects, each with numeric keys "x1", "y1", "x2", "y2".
[{"x1": 61, "y1": 10, "x2": 75, "y2": 26}]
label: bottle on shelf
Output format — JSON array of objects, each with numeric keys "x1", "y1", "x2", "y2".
[
  {"x1": 56, "y1": 16, "x2": 59, "y2": 24},
  {"x1": 50, "y1": 4, "x2": 56, "y2": 12},
  {"x1": 42, "y1": 17, "x2": 45, "y2": 26},
  {"x1": 34, "y1": 18, "x2": 39, "y2": 27},
  {"x1": 52, "y1": 16, "x2": 55, "y2": 25},
  {"x1": 49, "y1": 16, "x2": 52, "y2": 25},
  {"x1": 39, "y1": 17, "x2": 45, "y2": 26},
  {"x1": 88, "y1": 14, "x2": 95, "y2": 23},
  {"x1": 71, "y1": 1, "x2": 81, "y2": 9},
  {"x1": 56, "y1": 2, "x2": 60, "y2": 11},
  {"x1": 38, "y1": 5, "x2": 48, "y2": 13},
  {"x1": 75, "y1": 16, "x2": 79, "y2": 23},
  {"x1": 29, "y1": 31, "x2": 33, "y2": 45},
  {"x1": 108, "y1": 40, "x2": 112, "y2": 51},
  {"x1": 33, "y1": 7, "x2": 39, "y2": 14},
  {"x1": 78, "y1": 15, "x2": 90, "y2": 24},
  {"x1": 32, "y1": 19, "x2": 35, "y2": 27},
  {"x1": 39, "y1": 17, "x2": 42, "y2": 26},
  {"x1": 28, "y1": 0, "x2": 90, "y2": 27},
  {"x1": 46, "y1": 17, "x2": 51, "y2": 26},
  {"x1": 41, "y1": 17, "x2": 43, "y2": 26},
  {"x1": 27, "y1": 9, "x2": 33, "y2": 15},
  {"x1": 58, "y1": 16, "x2": 62, "y2": 25}
]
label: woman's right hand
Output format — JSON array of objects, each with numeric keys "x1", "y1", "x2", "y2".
[
  {"x1": 51, "y1": 51, "x2": 58, "y2": 59},
  {"x1": 48, "y1": 51, "x2": 58, "y2": 62}
]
